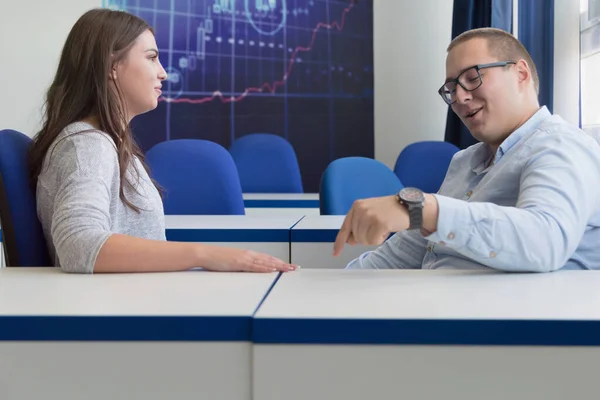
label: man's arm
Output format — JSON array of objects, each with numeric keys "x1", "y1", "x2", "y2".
[
  {"x1": 345, "y1": 229, "x2": 428, "y2": 269},
  {"x1": 424, "y1": 131, "x2": 600, "y2": 272},
  {"x1": 335, "y1": 131, "x2": 600, "y2": 272}
]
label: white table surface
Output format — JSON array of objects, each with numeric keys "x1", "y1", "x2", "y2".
[
  {"x1": 254, "y1": 269, "x2": 600, "y2": 346},
  {"x1": 244, "y1": 207, "x2": 320, "y2": 217},
  {"x1": 290, "y1": 216, "x2": 379, "y2": 269},
  {"x1": 243, "y1": 193, "x2": 319, "y2": 202},
  {"x1": 0, "y1": 267, "x2": 277, "y2": 317},
  {"x1": 256, "y1": 269, "x2": 600, "y2": 320},
  {"x1": 165, "y1": 214, "x2": 305, "y2": 231},
  {"x1": 290, "y1": 215, "x2": 343, "y2": 231},
  {"x1": 0, "y1": 267, "x2": 275, "y2": 400},
  {"x1": 252, "y1": 269, "x2": 600, "y2": 400}
]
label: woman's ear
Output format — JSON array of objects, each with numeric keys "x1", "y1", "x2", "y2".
[{"x1": 109, "y1": 64, "x2": 118, "y2": 80}]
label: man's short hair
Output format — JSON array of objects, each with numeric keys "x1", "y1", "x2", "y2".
[{"x1": 447, "y1": 28, "x2": 539, "y2": 95}]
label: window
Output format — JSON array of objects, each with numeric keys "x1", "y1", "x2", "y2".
[{"x1": 581, "y1": 0, "x2": 600, "y2": 135}]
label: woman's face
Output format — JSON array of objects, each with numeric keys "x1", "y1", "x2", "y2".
[{"x1": 114, "y1": 29, "x2": 167, "y2": 120}]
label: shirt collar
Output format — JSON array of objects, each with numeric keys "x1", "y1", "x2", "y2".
[
  {"x1": 471, "y1": 143, "x2": 493, "y2": 175},
  {"x1": 471, "y1": 106, "x2": 551, "y2": 174},
  {"x1": 497, "y1": 106, "x2": 551, "y2": 160}
]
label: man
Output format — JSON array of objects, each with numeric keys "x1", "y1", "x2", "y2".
[{"x1": 335, "y1": 27, "x2": 600, "y2": 272}]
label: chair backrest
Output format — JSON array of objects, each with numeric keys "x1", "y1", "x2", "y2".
[
  {"x1": 0, "y1": 129, "x2": 51, "y2": 266},
  {"x1": 393, "y1": 141, "x2": 460, "y2": 193},
  {"x1": 229, "y1": 133, "x2": 303, "y2": 193},
  {"x1": 320, "y1": 157, "x2": 404, "y2": 215},
  {"x1": 146, "y1": 139, "x2": 245, "y2": 215}
]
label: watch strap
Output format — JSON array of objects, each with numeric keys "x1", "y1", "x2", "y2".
[{"x1": 408, "y1": 204, "x2": 423, "y2": 230}]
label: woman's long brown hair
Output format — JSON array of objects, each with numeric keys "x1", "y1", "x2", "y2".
[{"x1": 28, "y1": 8, "x2": 160, "y2": 212}]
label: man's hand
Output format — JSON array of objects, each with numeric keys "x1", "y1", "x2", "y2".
[{"x1": 333, "y1": 195, "x2": 409, "y2": 256}]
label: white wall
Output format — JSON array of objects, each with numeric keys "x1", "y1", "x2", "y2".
[
  {"x1": 373, "y1": 0, "x2": 453, "y2": 169},
  {"x1": 0, "y1": 0, "x2": 99, "y2": 137}
]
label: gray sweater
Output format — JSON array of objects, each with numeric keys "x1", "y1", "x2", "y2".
[{"x1": 36, "y1": 122, "x2": 166, "y2": 273}]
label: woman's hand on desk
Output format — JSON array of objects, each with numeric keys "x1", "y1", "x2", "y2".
[{"x1": 199, "y1": 245, "x2": 298, "y2": 273}]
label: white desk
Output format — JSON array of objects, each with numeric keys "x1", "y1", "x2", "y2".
[
  {"x1": 290, "y1": 216, "x2": 379, "y2": 268},
  {"x1": 253, "y1": 269, "x2": 600, "y2": 400},
  {"x1": 165, "y1": 215, "x2": 305, "y2": 263},
  {"x1": 0, "y1": 267, "x2": 278, "y2": 400},
  {"x1": 243, "y1": 193, "x2": 320, "y2": 217}
]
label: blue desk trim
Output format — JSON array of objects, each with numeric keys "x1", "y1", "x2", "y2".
[
  {"x1": 244, "y1": 199, "x2": 319, "y2": 208},
  {"x1": 166, "y1": 229, "x2": 290, "y2": 242},
  {"x1": 0, "y1": 316, "x2": 251, "y2": 341},
  {"x1": 291, "y1": 230, "x2": 394, "y2": 243},
  {"x1": 291, "y1": 229, "x2": 338, "y2": 242},
  {"x1": 252, "y1": 318, "x2": 600, "y2": 346}
]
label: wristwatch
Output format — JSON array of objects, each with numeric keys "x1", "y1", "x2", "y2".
[{"x1": 396, "y1": 187, "x2": 425, "y2": 230}]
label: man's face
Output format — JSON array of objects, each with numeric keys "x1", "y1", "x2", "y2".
[{"x1": 444, "y1": 38, "x2": 521, "y2": 147}]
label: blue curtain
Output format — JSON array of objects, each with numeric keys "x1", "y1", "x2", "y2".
[
  {"x1": 519, "y1": 0, "x2": 554, "y2": 113},
  {"x1": 444, "y1": 0, "x2": 513, "y2": 149}
]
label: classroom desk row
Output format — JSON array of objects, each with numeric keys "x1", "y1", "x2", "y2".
[
  {"x1": 0, "y1": 214, "x2": 375, "y2": 269},
  {"x1": 1, "y1": 214, "x2": 376, "y2": 269},
  {"x1": 0, "y1": 193, "x2": 323, "y2": 268},
  {"x1": 242, "y1": 192, "x2": 320, "y2": 216},
  {"x1": 0, "y1": 267, "x2": 599, "y2": 400},
  {"x1": 166, "y1": 214, "x2": 377, "y2": 269}
]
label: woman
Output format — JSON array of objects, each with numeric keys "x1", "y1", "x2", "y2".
[{"x1": 28, "y1": 8, "x2": 297, "y2": 274}]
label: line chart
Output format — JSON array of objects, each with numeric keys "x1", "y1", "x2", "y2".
[{"x1": 103, "y1": 0, "x2": 374, "y2": 192}]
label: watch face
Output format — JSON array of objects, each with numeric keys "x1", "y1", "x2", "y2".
[{"x1": 400, "y1": 187, "x2": 424, "y2": 203}]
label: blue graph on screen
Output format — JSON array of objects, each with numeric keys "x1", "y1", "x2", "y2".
[{"x1": 102, "y1": 0, "x2": 374, "y2": 191}]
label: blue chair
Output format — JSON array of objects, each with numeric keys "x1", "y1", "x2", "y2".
[
  {"x1": 146, "y1": 139, "x2": 245, "y2": 215},
  {"x1": 229, "y1": 133, "x2": 303, "y2": 193},
  {"x1": 393, "y1": 141, "x2": 460, "y2": 193},
  {"x1": 0, "y1": 129, "x2": 51, "y2": 266},
  {"x1": 320, "y1": 157, "x2": 404, "y2": 215}
]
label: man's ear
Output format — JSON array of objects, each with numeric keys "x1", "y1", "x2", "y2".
[{"x1": 516, "y1": 59, "x2": 531, "y2": 86}]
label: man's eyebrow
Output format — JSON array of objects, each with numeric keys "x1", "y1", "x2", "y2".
[{"x1": 445, "y1": 64, "x2": 475, "y2": 83}]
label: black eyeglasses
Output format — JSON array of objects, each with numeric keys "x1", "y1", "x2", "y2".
[{"x1": 438, "y1": 61, "x2": 516, "y2": 105}]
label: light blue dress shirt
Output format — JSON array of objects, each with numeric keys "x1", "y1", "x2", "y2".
[{"x1": 347, "y1": 107, "x2": 600, "y2": 272}]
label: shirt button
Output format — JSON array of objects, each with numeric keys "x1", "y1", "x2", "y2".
[
  {"x1": 466, "y1": 190, "x2": 473, "y2": 198},
  {"x1": 427, "y1": 244, "x2": 433, "y2": 252},
  {"x1": 447, "y1": 232, "x2": 455, "y2": 240},
  {"x1": 490, "y1": 251, "x2": 497, "y2": 258}
]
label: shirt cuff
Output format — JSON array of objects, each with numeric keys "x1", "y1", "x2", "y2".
[
  {"x1": 345, "y1": 251, "x2": 373, "y2": 269},
  {"x1": 424, "y1": 194, "x2": 470, "y2": 248}
]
